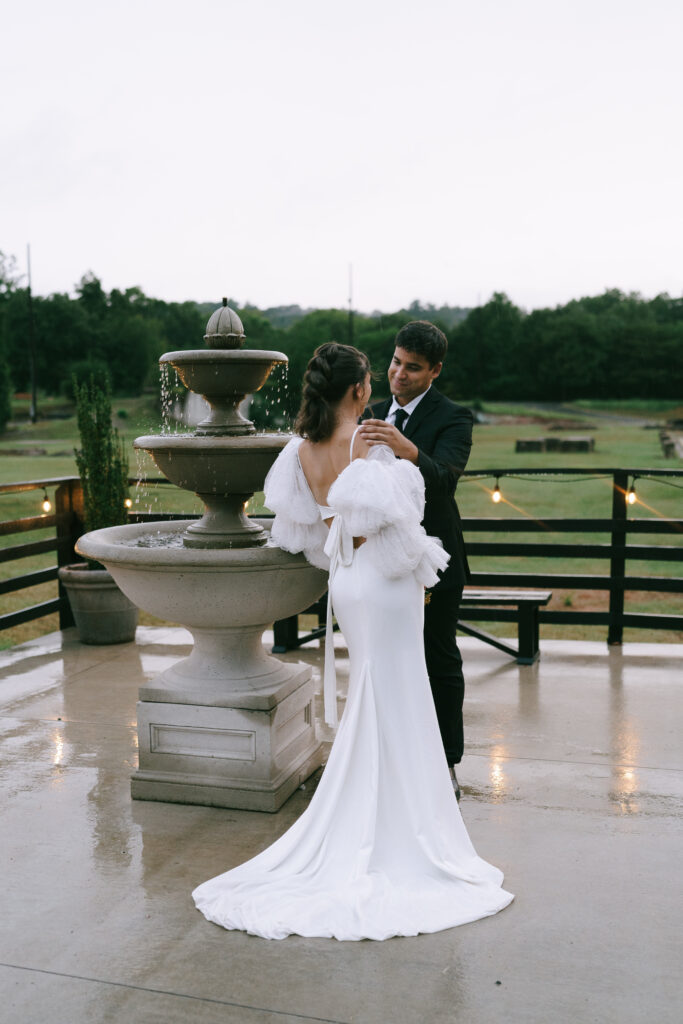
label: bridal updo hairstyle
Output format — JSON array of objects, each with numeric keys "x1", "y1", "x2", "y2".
[{"x1": 295, "y1": 342, "x2": 370, "y2": 443}]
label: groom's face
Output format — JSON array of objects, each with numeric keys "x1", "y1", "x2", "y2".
[{"x1": 388, "y1": 347, "x2": 442, "y2": 406}]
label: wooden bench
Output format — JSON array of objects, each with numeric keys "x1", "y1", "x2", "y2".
[
  {"x1": 558, "y1": 436, "x2": 594, "y2": 452},
  {"x1": 456, "y1": 588, "x2": 552, "y2": 664},
  {"x1": 515, "y1": 438, "x2": 545, "y2": 452},
  {"x1": 515, "y1": 436, "x2": 595, "y2": 454},
  {"x1": 272, "y1": 588, "x2": 552, "y2": 665}
]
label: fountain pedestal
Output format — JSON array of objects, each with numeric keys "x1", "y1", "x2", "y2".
[{"x1": 133, "y1": 662, "x2": 319, "y2": 811}]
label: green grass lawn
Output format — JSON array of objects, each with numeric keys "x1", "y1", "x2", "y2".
[{"x1": 1, "y1": 394, "x2": 681, "y2": 648}]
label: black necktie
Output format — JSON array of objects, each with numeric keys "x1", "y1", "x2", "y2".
[{"x1": 394, "y1": 408, "x2": 408, "y2": 432}]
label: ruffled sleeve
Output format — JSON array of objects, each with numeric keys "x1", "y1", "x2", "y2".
[
  {"x1": 327, "y1": 445, "x2": 449, "y2": 587},
  {"x1": 263, "y1": 437, "x2": 330, "y2": 570}
]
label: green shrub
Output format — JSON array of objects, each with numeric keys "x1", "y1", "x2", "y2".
[{"x1": 73, "y1": 374, "x2": 130, "y2": 537}]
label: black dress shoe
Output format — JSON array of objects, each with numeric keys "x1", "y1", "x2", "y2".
[{"x1": 450, "y1": 766, "x2": 461, "y2": 802}]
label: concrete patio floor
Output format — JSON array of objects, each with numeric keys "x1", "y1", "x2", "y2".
[{"x1": 0, "y1": 626, "x2": 681, "y2": 1024}]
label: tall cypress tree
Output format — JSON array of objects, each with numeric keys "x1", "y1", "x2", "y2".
[{"x1": 73, "y1": 374, "x2": 129, "y2": 534}]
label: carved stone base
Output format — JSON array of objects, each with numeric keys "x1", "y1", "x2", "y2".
[{"x1": 131, "y1": 663, "x2": 323, "y2": 812}]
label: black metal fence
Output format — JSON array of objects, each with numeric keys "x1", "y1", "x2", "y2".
[
  {"x1": 1, "y1": 467, "x2": 681, "y2": 642},
  {"x1": 459, "y1": 467, "x2": 683, "y2": 644},
  {"x1": 0, "y1": 475, "x2": 182, "y2": 632},
  {"x1": 0, "y1": 477, "x2": 82, "y2": 631}
]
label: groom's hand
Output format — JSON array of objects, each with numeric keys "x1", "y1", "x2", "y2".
[{"x1": 358, "y1": 419, "x2": 419, "y2": 464}]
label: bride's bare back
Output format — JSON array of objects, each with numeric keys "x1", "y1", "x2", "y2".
[{"x1": 298, "y1": 427, "x2": 370, "y2": 508}]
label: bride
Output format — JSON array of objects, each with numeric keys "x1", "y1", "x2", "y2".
[{"x1": 193, "y1": 342, "x2": 513, "y2": 941}]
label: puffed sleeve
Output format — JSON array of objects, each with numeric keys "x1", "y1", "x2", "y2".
[
  {"x1": 263, "y1": 437, "x2": 330, "y2": 571},
  {"x1": 327, "y1": 445, "x2": 449, "y2": 586}
]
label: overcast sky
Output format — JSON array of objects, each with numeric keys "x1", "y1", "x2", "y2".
[{"x1": 3, "y1": 0, "x2": 682, "y2": 313}]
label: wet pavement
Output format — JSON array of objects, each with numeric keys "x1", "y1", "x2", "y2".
[{"x1": 1, "y1": 626, "x2": 681, "y2": 1024}]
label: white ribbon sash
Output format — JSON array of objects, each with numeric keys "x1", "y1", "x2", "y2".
[{"x1": 322, "y1": 513, "x2": 355, "y2": 728}]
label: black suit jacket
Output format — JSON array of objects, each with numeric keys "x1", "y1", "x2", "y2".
[{"x1": 368, "y1": 388, "x2": 472, "y2": 590}]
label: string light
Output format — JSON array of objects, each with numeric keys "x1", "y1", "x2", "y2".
[
  {"x1": 627, "y1": 477, "x2": 638, "y2": 505},
  {"x1": 636, "y1": 475, "x2": 683, "y2": 491},
  {"x1": 460, "y1": 471, "x2": 683, "y2": 491},
  {"x1": 458, "y1": 470, "x2": 682, "y2": 528},
  {"x1": 124, "y1": 497, "x2": 133, "y2": 509},
  {"x1": 41, "y1": 489, "x2": 52, "y2": 514}
]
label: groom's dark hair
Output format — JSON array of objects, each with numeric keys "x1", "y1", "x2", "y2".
[{"x1": 395, "y1": 321, "x2": 447, "y2": 367}]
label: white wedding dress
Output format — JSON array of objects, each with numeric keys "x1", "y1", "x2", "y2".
[{"x1": 192, "y1": 434, "x2": 513, "y2": 940}]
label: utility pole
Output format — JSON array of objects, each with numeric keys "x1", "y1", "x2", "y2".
[
  {"x1": 27, "y1": 244, "x2": 38, "y2": 423},
  {"x1": 348, "y1": 263, "x2": 354, "y2": 347}
]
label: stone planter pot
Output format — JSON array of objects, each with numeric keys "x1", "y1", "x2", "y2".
[{"x1": 58, "y1": 563, "x2": 139, "y2": 645}]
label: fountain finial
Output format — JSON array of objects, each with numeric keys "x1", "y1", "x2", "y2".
[{"x1": 204, "y1": 299, "x2": 245, "y2": 350}]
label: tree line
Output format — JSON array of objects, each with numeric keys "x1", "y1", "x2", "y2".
[{"x1": 0, "y1": 250, "x2": 681, "y2": 433}]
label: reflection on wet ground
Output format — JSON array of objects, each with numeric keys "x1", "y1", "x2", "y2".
[{"x1": 1, "y1": 628, "x2": 681, "y2": 1023}]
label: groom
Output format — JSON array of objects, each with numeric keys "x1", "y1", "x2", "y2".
[{"x1": 359, "y1": 321, "x2": 473, "y2": 799}]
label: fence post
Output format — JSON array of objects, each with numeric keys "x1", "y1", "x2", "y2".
[
  {"x1": 608, "y1": 470, "x2": 628, "y2": 645},
  {"x1": 56, "y1": 479, "x2": 84, "y2": 630}
]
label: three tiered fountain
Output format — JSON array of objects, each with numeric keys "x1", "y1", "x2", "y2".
[{"x1": 77, "y1": 301, "x2": 327, "y2": 811}]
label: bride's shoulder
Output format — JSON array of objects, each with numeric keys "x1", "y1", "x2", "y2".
[
  {"x1": 265, "y1": 434, "x2": 306, "y2": 491},
  {"x1": 350, "y1": 430, "x2": 371, "y2": 461},
  {"x1": 272, "y1": 434, "x2": 305, "y2": 466},
  {"x1": 264, "y1": 434, "x2": 320, "y2": 523},
  {"x1": 335, "y1": 443, "x2": 424, "y2": 510},
  {"x1": 365, "y1": 442, "x2": 396, "y2": 464}
]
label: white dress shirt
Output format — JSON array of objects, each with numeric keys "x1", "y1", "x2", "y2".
[{"x1": 386, "y1": 386, "x2": 431, "y2": 427}]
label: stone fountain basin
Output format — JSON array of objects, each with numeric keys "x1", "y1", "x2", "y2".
[
  {"x1": 161, "y1": 349, "x2": 287, "y2": 398},
  {"x1": 134, "y1": 433, "x2": 289, "y2": 494},
  {"x1": 75, "y1": 519, "x2": 327, "y2": 630}
]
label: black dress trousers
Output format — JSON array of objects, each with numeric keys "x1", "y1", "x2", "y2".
[{"x1": 423, "y1": 585, "x2": 465, "y2": 765}]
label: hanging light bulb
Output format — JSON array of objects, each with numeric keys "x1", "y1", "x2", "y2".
[
  {"x1": 124, "y1": 497, "x2": 133, "y2": 509},
  {"x1": 492, "y1": 477, "x2": 502, "y2": 504},
  {"x1": 41, "y1": 489, "x2": 52, "y2": 514},
  {"x1": 626, "y1": 478, "x2": 637, "y2": 505}
]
